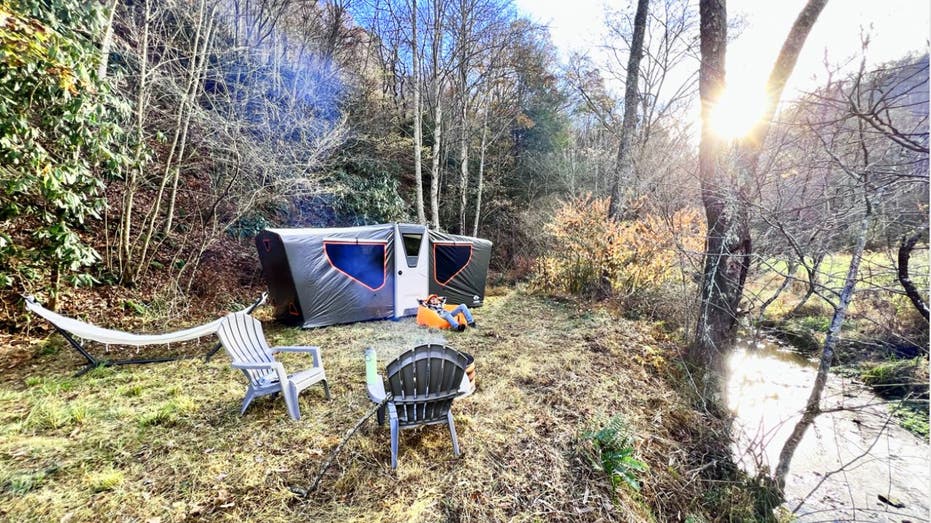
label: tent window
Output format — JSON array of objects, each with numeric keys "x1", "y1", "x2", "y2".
[
  {"x1": 401, "y1": 234, "x2": 423, "y2": 268},
  {"x1": 323, "y1": 241, "x2": 388, "y2": 291},
  {"x1": 433, "y1": 242, "x2": 473, "y2": 286}
]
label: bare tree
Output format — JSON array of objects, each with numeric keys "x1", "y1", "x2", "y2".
[
  {"x1": 412, "y1": 0, "x2": 427, "y2": 224},
  {"x1": 428, "y1": 0, "x2": 445, "y2": 229},
  {"x1": 898, "y1": 231, "x2": 929, "y2": 320},
  {"x1": 690, "y1": 0, "x2": 828, "y2": 402},
  {"x1": 608, "y1": 0, "x2": 648, "y2": 220}
]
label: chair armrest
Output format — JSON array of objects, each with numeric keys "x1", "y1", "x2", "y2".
[
  {"x1": 367, "y1": 377, "x2": 387, "y2": 403},
  {"x1": 271, "y1": 346, "x2": 322, "y2": 367}
]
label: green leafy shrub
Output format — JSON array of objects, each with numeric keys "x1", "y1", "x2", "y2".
[{"x1": 0, "y1": 1, "x2": 130, "y2": 295}]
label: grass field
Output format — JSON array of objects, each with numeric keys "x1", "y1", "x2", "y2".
[{"x1": 0, "y1": 288, "x2": 742, "y2": 522}]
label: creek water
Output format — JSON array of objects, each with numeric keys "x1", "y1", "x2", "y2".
[{"x1": 728, "y1": 336, "x2": 930, "y2": 522}]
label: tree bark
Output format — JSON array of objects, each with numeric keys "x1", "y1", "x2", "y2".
[
  {"x1": 457, "y1": 0, "x2": 471, "y2": 233},
  {"x1": 898, "y1": 232, "x2": 929, "y2": 321},
  {"x1": 689, "y1": 0, "x2": 730, "y2": 392},
  {"x1": 130, "y1": 0, "x2": 210, "y2": 282},
  {"x1": 165, "y1": 9, "x2": 215, "y2": 235},
  {"x1": 118, "y1": 0, "x2": 150, "y2": 283},
  {"x1": 608, "y1": 0, "x2": 649, "y2": 220},
  {"x1": 98, "y1": 0, "x2": 119, "y2": 80},
  {"x1": 738, "y1": 0, "x2": 829, "y2": 175},
  {"x1": 412, "y1": 0, "x2": 427, "y2": 224},
  {"x1": 472, "y1": 95, "x2": 489, "y2": 237}
]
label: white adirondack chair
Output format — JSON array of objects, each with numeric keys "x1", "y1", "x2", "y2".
[{"x1": 216, "y1": 312, "x2": 330, "y2": 420}]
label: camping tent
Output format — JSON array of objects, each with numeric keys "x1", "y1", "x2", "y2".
[{"x1": 255, "y1": 224, "x2": 492, "y2": 328}]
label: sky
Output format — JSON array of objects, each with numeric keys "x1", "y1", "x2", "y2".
[{"x1": 512, "y1": 0, "x2": 930, "y2": 98}]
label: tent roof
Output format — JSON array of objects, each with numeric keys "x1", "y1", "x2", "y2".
[
  {"x1": 266, "y1": 223, "x2": 400, "y2": 239},
  {"x1": 264, "y1": 224, "x2": 491, "y2": 247}
]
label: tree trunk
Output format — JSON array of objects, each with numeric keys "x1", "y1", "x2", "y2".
[
  {"x1": 774, "y1": 206, "x2": 870, "y2": 492},
  {"x1": 787, "y1": 252, "x2": 824, "y2": 317},
  {"x1": 898, "y1": 231, "x2": 929, "y2": 321},
  {"x1": 690, "y1": 0, "x2": 828, "y2": 401},
  {"x1": 689, "y1": 0, "x2": 731, "y2": 394},
  {"x1": 130, "y1": 0, "x2": 210, "y2": 282},
  {"x1": 430, "y1": 101, "x2": 442, "y2": 229},
  {"x1": 458, "y1": 100, "x2": 469, "y2": 233},
  {"x1": 165, "y1": 10, "x2": 215, "y2": 235},
  {"x1": 412, "y1": 0, "x2": 427, "y2": 224},
  {"x1": 118, "y1": 0, "x2": 150, "y2": 283},
  {"x1": 472, "y1": 96, "x2": 489, "y2": 237},
  {"x1": 456, "y1": 0, "x2": 471, "y2": 233},
  {"x1": 608, "y1": 0, "x2": 648, "y2": 220},
  {"x1": 98, "y1": 0, "x2": 119, "y2": 80},
  {"x1": 429, "y1": 0, "x2": 443, "y2": 230}
]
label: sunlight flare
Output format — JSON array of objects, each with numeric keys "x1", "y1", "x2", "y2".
[{"x1": 708, "y1": 83, "x2": 768, "y2": 140}]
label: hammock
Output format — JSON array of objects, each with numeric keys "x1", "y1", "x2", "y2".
[{"x1": 24, "y1": 293, "x2": 267, "y2": 376}]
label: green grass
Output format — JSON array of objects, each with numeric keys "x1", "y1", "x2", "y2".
[
  {"x1": 892, "y1": 403, "x2": 930, "y2": 438},
  {"x1": 87, "y1": 468, "x2": 124, "y2": 493},
  {"x1": 859, "y1": 358, "x2": 930, "y2": 438}
]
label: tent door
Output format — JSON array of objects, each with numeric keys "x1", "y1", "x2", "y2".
[{"x1": 393, "y1": 225, "x2": 429, "y2": 318}]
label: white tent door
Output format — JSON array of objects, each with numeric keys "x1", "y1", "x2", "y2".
[{"x1": 393, "y1": 225, "x2": 429, "y2": 317}]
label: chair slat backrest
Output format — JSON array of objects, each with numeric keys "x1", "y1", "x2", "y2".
[
  {"x1": 217, "y1": 312, "x2": 276, "y2": 385},
  {"x1": 386, "y1": 344, "x2": 468, "y2": 425}
]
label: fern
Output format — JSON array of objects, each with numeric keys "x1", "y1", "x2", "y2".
[{"x1": 585, "y1": 416, "x2": 648, "y2": 492}]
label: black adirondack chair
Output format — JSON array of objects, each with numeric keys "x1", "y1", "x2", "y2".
[{"x1": 365, "y1": 344, "x2": 469, "y2": 469}]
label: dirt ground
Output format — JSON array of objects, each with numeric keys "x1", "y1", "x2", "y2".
[{"x1": 0, "y1": 288, "x2": 742, "y2": 522}]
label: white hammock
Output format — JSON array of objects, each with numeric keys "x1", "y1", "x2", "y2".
[
  {"x1": 24, "y1": 294, "x2": 264, "y2": 346},
  {"x1": 25, "y1": 297, "x2": 223, "y2": 346},
  {"x1": 24, "y1": 294, "x2": 268, "y2": 376}
]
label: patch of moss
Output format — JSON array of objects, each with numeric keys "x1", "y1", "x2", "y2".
[
  {"x1": 860, "y1": 358, "x2": 929, "y2": 399},
  {"x1": 87, "y1": 468, "x2": 124, "y2": 492}
]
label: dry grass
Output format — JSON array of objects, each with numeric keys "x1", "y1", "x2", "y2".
[{"x1": 0, "y1": 288, "x2": 733, "y2": 522}]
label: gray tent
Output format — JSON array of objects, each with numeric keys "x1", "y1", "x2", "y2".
[{"x1": 256, "y1": 224, "x2": 492, "y2": 328}]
